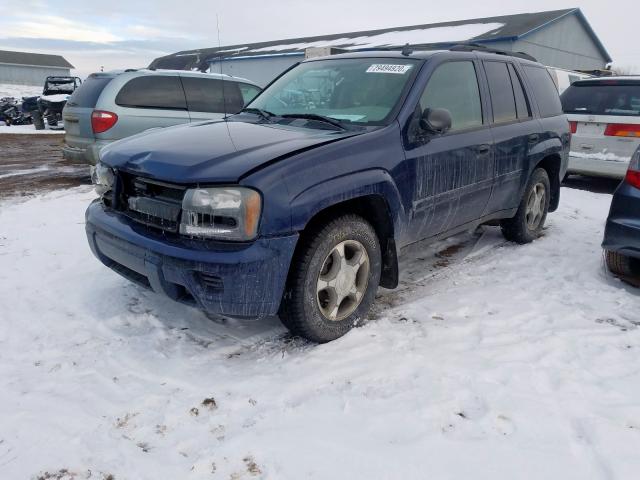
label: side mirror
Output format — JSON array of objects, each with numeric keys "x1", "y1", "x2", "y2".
[{"x1": 420, "y1": 108, "x2": 452, "y2": 134}]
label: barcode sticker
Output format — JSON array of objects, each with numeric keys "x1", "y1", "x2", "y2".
[{"x1": 366, "y1": 64, "x2": 413, "y2": 74}]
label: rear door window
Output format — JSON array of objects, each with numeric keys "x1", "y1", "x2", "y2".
[
  {"x1": 484, "y1": 61, "x2": 517, "y2": 123},
  {"x1": 508, "y1": 64, "x2": 531, "y2": 119},
  {"x1": 419, "y1": 61, "x2": 483, "y2": 131},
  {"x1": 66, "y1": 75, "x2": 112, "y2": 108},
  {"x1": 561, "y1": 83, "x2": 640, "y2": 116},
  {"x1": 115, "y1": 76, "x2": 187, "y2": 110},
  {"x1": 181, "y1": 77, "x2": 245, "y2": 114},
  {"x1": 523, "y1": 66, "x2": 563, "y2": 117}
]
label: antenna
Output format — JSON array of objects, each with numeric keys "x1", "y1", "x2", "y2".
[{"x1": 216, "y1": 14, "x2": 228, "y2": 119}]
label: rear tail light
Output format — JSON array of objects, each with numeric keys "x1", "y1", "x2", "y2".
[
  {"x1": 569, "y1": 121, "x2": 577, "y2": 134},
  {"x1": 604, "y1": 123, "x2": 640, "y2": 137},
  {"x1": 625, "y1": 148, "x2": 640, "y2": 189},
  {"x1": 91, "y1": 110, "x2": 118, "y2": 133}
]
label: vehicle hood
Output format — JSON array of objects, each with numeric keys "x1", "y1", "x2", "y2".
[{"x1": 100, "y1": 120, "x2": 360, "y2": 183}]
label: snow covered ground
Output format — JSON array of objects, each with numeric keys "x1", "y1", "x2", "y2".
[{"x1": 0, "y1": 186, "x2": 639, "y2": 479}]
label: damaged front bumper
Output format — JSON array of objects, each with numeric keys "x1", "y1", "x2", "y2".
[{"x1": 85, "y1": 200, "x2": 298, "y2": 318}]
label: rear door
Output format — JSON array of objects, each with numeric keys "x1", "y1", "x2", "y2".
[
  {"x1": 181, "y1": 77, "x2": 245, "y2": 122},
  {"x1": 483, "y1": 60, "x2": 541, "y2": 212},
  {"x1": 561, "y1": 80, "x2": 640, "y2": 162},
  {"x1": 403, "y1": 59, "x2": 494, "y2": 241},
  {"x1": 106, "y1": 75, "x2": 190, "y2": 140},
  {"x1": 63, "y1": 74, "x2": 114, "y2": 147}
]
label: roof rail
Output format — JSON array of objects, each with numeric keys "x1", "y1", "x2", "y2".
[{"x1": 449, "y1": 43, "x2": 538, "y2": 62}]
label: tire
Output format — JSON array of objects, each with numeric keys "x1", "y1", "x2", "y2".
[
  {"x1": 605, "y1": 250, "x2": 639, "y2": 277},
  {"x1": 501, "y1": 168, "x2": 551, "y2": 244},
  {"x1": 32, "y1": 112, "x2": 45, "y2": 130},
  {"x1": 279, "y1": 214, "x2": 382, "y2": 343}
]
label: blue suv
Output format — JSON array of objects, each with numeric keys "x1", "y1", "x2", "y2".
[{"x1": 86, "y1": 48, "x2": 570, "y2": 342}]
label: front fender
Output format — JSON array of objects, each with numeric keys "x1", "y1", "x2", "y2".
[{"x1": 289, "y1": 168, "x2": 407, "y2": 239}]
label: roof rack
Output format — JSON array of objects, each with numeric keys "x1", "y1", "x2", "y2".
[{"x1": 449, "y1": 43, "x2": 537, "y2": 62}]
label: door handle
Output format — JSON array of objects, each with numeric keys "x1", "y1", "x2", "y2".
[
  {"x1": 528, "y1": 134, "x2": 540, "y2": 143},
  {"x1": 476, "y1": 144, "x2": 491, "y2": 154}
]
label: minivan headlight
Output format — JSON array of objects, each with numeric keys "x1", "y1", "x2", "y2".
[
  {"x1": 179, "y1": 187, "x2": 262, "y2": 241},
  {"x1": 91, "y1": 162, "x2": 115, "y2": 195}
]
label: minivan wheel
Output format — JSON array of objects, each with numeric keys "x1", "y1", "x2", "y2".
[
  {"x1": 279, "y1": 215, "x2": 382, "y2": 343},
  {"x1": 501, "y1": 167, "x2": 550, "y2": 244},
  {"x1": 605, "y1": 250, "x2": 639, "y2": 278}
]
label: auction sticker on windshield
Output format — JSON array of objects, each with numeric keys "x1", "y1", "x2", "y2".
[{"x1": 366, "y1": 64, "x2": 413, "y2": 74}]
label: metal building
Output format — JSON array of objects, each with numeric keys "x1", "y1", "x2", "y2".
[
  {"x1": 0, "y1": 50, "x2": 74, "y2": 86},
  {"x1": 151, "y1": 8, "x2": 612, "y2": 87}
]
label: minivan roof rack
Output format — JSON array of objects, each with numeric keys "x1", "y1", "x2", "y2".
[{"x1": 449, "y1": 44, "x2": 538, "y2": 62}]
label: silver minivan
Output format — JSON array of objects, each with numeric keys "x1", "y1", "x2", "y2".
[
  {"x1": 62, "y1": 69, "x2": 261, "y2": 164},
  {"x1": 561, "y1": 77, "x2": 640, "y2": 178}
]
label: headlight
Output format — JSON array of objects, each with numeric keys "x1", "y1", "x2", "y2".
[
  {"x1": 180, "y1": 187, "x2": 262, "y2": 241},
  {"x1": 91, "y1": 162, "x2": 115, "y2": 195}
]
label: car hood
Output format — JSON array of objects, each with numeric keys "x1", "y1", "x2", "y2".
[{"x1": 100, "y1": 119, "x2": 360, "y2": 183}]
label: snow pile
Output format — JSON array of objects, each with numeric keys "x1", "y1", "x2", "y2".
[
  {"x1": 571, "y1": 150, "x2": 632, "y2": 163},
  {"x1": 0, "y1": 82, "x2": 42, "y2": 99},
  {"x1": 248, "y1": 23, "x2": 505, "y2": 53},
  {"x1": 0, "y1": 187, "x2": 639, "y2": 479},
  {"x1": 0, "y1": 124, "x2": 64, "y2": 134}
]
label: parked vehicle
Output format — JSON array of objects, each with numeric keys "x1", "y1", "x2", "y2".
[
  {"x1": 86, "y1": 48, "x2": 569, "y2": 342},
  {"x1": 561, "y1": 77, "x2": 640, "y2": 179},
  {"x1": 62, "y1": 70, "x2": 262, "y2": 165},
  {"x1": 603, "y1": 145, "x2": 640, "y2": 281},
  {"x1": 22, "y1": 76, "x2": 82, "y2": 130},
  {"x1": 0, "y1": 97, "x2": 32, "y2": 126}
]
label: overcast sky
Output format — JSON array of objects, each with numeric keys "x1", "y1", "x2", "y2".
[{"x1": 1, "y1": 0, "x2": 638, "y2": 77}]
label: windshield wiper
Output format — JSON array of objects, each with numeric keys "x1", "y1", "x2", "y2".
[
  {"x1": 240, "y1": 108, "x2": 276, "y2": 122},
  {"x1": 280, "y1": 113, "x2": 346, "y2": 130}
]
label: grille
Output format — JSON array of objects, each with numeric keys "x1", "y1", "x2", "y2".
[
  {"x1": 120, "y1": 173, "x2": 186, "y2": 233},
  {"x1": 198, "y1": 272, "x2": 224, "y2": 292}
]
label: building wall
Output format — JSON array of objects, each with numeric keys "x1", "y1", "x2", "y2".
[
  {"x1": 493, "y1": 14, "x2": 608, "y2": 70},
  {"x1": 209, "y1": 55, "x2": 302, "y2": 87},
  {"x1": 0, "y1": 64, "x2": 71, "y2": 86}
]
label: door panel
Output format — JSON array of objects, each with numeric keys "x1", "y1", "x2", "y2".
[{"x1": 403, "y1": 60, "x2": 494, "y2": 242}]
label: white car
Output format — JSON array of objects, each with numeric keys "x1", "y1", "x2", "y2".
[{"x1": 561, "y1": 77, "x2": 640, "y2": 179}]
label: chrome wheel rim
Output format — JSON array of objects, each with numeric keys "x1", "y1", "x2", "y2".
[
  {"x1": 525, "y1": 182, "x2": 546, "y2": 230},
  {"x1": 316, "y1": 240, "x2": 370, "y2": 321}
]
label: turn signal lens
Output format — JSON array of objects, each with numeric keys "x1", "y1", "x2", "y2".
[
  {"x1": 625, "y1": 148, "x2": 640, "y2": 190},
  {"x1": 91, "y1": 110, "x2": 118, "y2": 133},
  {"x1": 604, "y1": 123, "x2": 640, "y2": 137}
]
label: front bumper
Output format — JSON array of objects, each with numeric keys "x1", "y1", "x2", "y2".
[
  {"x1": 602, "y1": 182, "x2": 640, "y2": 260},
  {"x1": 85, "y1": 200, "x2": 298, "y2": 318},
  {"x1": 568, "y1": 154, "x2": 629, "y2": 179}
]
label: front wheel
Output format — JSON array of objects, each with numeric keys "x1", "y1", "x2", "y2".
[
  {"x1": 279, "y1": 215, "x2": 382, "y2": 343},
  {"x1": 501, "y1": 168, "x2": 550, "y2": 244},
  {"x1": 605, "y1": 250, "x2": 639, "y2": 278}
]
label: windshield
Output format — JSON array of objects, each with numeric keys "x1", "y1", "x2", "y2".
[
  {"x1": 561, "y1": 83, "x2": 640, "y2": 116},
  {"x1": 248, "y1": 58, "x2": 420, "y2": 125}
]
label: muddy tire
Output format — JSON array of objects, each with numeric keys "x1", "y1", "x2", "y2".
[
  {"x1": 279, "y1": 215, "x2": 382, "y2": 343},
  {"x1": 32, "y1": 111, "x2": 45, "y2": 130},
  {"x1": 501, "y1": 168, "x2": 550, "y2": 244},
  {"x1": 605, "y1": 250, "x2": 639, "y2": 278}
]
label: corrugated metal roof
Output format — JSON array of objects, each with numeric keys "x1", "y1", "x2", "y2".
[
  {"x1": 0, "y1": 50, "x2": 74, "y2": 69},
  {"x1": 150, "y1": 8, "x2": 611, "y2": 70}
]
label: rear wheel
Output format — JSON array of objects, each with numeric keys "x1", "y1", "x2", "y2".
[
  {"x1": 501, "y1": 168, "x2": 550, "y2": 244},
  {"x1": 279, "y1": 215, "x2": 382, "y2": 343},
  {"x1": 32, "y1": 111, "x2": 45, "y2": 130},
  {"x1": 605, "y1": 250, "x2": 639, "y2": 278}
]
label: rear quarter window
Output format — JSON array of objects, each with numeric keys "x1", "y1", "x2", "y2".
[
  {"x1": 523, "y1": 66, "x2": 563, "y2": 117},
  {"x1": 66, "y1": 75, "x2": 112, "y2": 108},
  {"x1": 115, "y1": 76, "x2": 187, "y2": 110}
]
